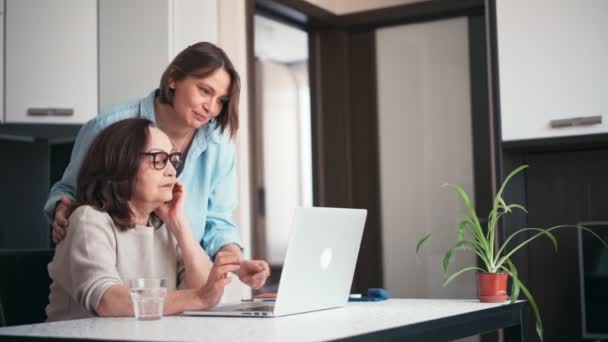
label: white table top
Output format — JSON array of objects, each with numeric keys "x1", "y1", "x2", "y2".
[{"x1": 0, "y1": 299, "x2": 516, "y2": 342}]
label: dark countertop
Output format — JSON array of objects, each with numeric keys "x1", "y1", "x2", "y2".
[{"x1": 0, "y1": 124, "x2": 81, "y2": 144}]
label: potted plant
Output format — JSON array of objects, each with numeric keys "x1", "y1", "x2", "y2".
[{"x1": 416, "y1": 165, "x2": 608, "y2": 341}]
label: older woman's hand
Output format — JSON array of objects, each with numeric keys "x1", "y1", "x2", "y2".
[
  {"x1": 155, "y1": 181, "x2": 187, "y2": 234},
  {"x1": 237, "y1": 260, "x2": 271, "y2": 289},
  {"x1": 197, "y1": 252, "x2": 241, "y2": 308}
]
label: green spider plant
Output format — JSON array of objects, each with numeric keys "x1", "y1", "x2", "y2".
[{"x1": 416, "y1": 164, "x2": 608, "y2": 342}]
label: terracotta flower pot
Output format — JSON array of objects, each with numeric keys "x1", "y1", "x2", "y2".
[{"x1": 476, "y1": 272, "x2": 509, "y2": 303}]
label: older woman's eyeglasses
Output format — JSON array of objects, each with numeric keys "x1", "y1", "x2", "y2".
[{"x1": 141, "y1": 151, "x2": 183, "y2": 170}]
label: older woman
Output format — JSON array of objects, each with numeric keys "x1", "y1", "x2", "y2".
[{"x1": 46, "y1": 118, "x2": 266, "y2": 321}]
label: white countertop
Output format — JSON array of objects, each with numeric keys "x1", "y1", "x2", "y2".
[{"x1": 0, "y1": 299, "x2": 516, "y2": 342}]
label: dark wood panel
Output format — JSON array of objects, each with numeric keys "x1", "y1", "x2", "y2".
[
  {"x1": 525, "y1": 149, "x2": 608, "y2": 341},
  {"x1": 309, "y1": 28, "x2": 353, "y2": 207},
  {"x1": 0, "y1": 124, "x2": 80, "y2": 143},
  {"x1": 246, "y1": 0, "x2": 269, "y2": 261},
  {"x1": 0, "y1": 250, "x2": 54, "y2": 326},
  {"x1": 503, "y1": 133, "x2": 608, "y2": 153},
  {"x1": 486, "y1": 0, "x2": 503, "y2": 179},
  {"x1": 0, "y1": 140, "x2": 69, "y2": 249},
  {"x1": 470, "y1": 13, "x2": 504, "y2": 342},
  {"x1": 337, "y1": 0, "x2": 484, "y2": 31},
  {"x1": 255, "y1": 0, "x2": 336, "y2": 29},
  {"x1": 257, "y1": 0, "x2": 485, "y2": 32},
  {"x1": 500, "y1": 152, "x2": 530, "y2": 284},
  {"x1": 469, "y1": 15, "x2": 495, "y2": 220},
  {"x1": 587, "y1": 162, "x2": 608, "y2": 221},
  {"x1": 309, "y1": 28, "x2": 385, "y2": 291},
  {"x1": 348, "y1": 31, "x2": 383, "y2": 292}
]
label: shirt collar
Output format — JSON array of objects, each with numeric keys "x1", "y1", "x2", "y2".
[{"x1": 139, "y1": 89, "x2": 158, "y2": 123}]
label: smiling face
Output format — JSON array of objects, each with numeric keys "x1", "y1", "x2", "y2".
[
  {"x1": 168, "y1": 67, "x2": 231, "y2": 130},
  {"x1": 131, "y1": 127, "x2": 179, "y2": 208}
]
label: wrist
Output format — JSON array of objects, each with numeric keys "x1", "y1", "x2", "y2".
[
  {"x1": 220, "y1": 243, "x2": 242, "y2": 255},
  {"x1": 189, "y1": 289, "x2": 206, "y2": 310},
  {"x1": 54, "y1": 200, "x2": 65, "y2": 214},
  {"x1": 194, "y1": 288, "x2": 212, "y2": 309},
  {"x1": 166, "y1": 217, "x2": 189, "y2": 235}
]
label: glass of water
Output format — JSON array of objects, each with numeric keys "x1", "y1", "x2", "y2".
[{"x1": 129, "y1": 278, "x2": 167, "y2": 320}]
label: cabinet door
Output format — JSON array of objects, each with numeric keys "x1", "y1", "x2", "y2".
[
  {"x1": 98, "y1": 0, "x2": 219, "y2": 112},
  {"x1": 98, "y1": 0, "x2": 170, "y2": 112},
  {"x1": 497, "y1": 0, "x2": 608, "y2": 141},
  {"x1": 5, "y1": 0, "x2": 98, "y2": 124}
]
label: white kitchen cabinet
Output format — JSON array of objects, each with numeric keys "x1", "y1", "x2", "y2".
[
  {"x1": 3, "y1": 0, "x2": 219, "y2": 123},
  {"x1": 5, "y1": 0, "x2": 98, "y2": 124},
  {"x1": 98, "y1": 0, "x2": 218, "y2": 112},
  {"x1": 497, "y1": 0, "x2": 608, "y2": 141}
]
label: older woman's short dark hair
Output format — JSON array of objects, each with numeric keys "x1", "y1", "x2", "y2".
[
  {"x1": 159, "y1": 42, "x2": 240, "y2": 138},
  {"x1": 75, "y1": 118, "x2": 153, "y2": 230}
]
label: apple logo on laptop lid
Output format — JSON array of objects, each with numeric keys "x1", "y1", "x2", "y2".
[{"x1": 320, "y1": 247, "x2": 332, "y2": 271}]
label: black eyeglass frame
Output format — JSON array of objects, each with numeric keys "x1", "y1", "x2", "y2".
[{"x1": 141, "y1": 151, "x2": 183, "y2": 171}]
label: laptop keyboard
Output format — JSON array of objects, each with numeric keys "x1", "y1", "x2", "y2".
[{"x1": 238, "y1": 305, "x2": 274, "y2": 312}]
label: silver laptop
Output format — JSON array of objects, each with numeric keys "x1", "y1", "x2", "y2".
[{"x1": 183, "y1": 207, "x2": 367, "y2": 317}]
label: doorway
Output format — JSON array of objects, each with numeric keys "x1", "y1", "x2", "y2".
[{"x1": 252, "y1": 13, "x2": 313, "y2": 292}]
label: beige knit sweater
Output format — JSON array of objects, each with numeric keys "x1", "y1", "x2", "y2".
[{"x1": 46, "y1": 205, "x2": 184, "y2": 321}]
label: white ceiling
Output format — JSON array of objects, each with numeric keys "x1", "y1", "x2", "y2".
[{"x1": 254, "y1": 15, "x2": 308, "y2": 64}]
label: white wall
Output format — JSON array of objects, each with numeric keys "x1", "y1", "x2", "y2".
[
  {"x1": 169, "y1": 0, "x2": 218, "y2": 60},
  {"x1": 376, "y1": 17, "x2": 477, "y2": 303},
  {"x1": 99, "y1": 0, "x2": 219, "y2": 112}
]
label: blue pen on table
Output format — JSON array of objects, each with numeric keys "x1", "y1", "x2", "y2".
[{"x1": 349, "y1": 288, "x2": 391, "y2": 302}]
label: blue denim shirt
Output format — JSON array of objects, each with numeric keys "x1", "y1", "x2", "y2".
[{"x1": 44, "y1": 90, "x2": 242, "y2": 257}]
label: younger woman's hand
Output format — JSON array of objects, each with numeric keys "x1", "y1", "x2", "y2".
[
  {"x1": 237, "y1": 260, "x2": 271, "y2": 289},
  {"x1": 52, "y1": 196, "x2": 74, "y2": 243}
]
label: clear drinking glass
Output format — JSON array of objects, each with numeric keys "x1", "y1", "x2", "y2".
[{"x1": 129, "y1": 278, "x2": 168, "y2": 320}]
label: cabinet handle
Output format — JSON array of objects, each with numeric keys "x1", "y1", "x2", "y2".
[
  {"x1": 27, "y1": 108, "x2": 74, "y2": 117},
  {"x1": 549, "y1": 115, "x2": 602, "y2": 128}
]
